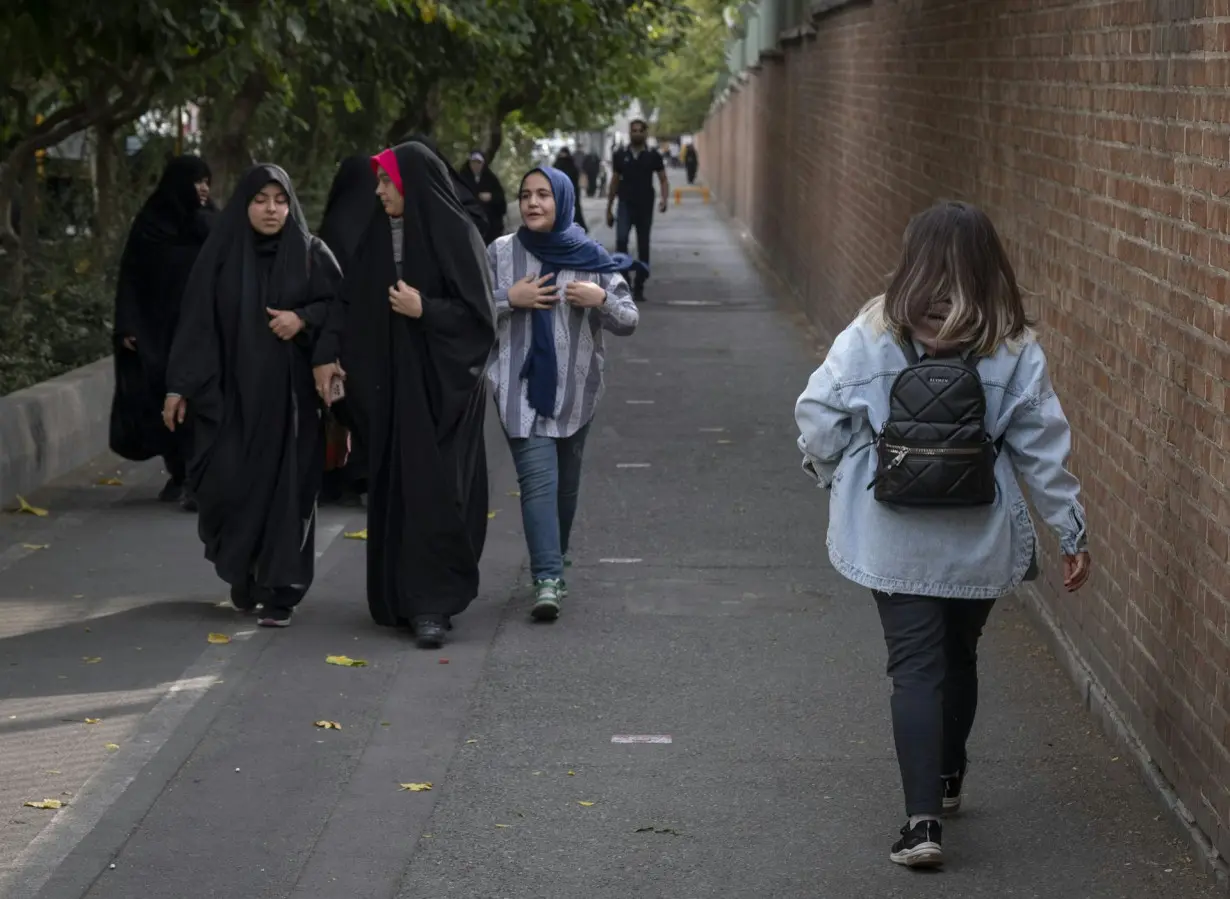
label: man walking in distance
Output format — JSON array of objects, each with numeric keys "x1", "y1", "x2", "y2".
[{"x1": 606, "y1": 119, "x2": 668, "y2": 302}]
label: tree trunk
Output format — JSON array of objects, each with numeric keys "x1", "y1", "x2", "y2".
[
  {"x1": 387, "y1": 81, "x2": 443, "y2": 145},
  {"x1": 93, "y1": 122, "x2": 119, "y2": 244},
  {"x1": 201, "y1": 70, "x2": 270, "y2": 198},
  {"x1": 481, "y1": 115, "x2": 505, "y2": 165}
]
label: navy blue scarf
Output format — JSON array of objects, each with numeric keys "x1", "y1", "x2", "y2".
[{"x1": 516, "y1": 167, "x2": 644, "y2": 420}]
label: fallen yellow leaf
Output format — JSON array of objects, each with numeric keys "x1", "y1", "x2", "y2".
[
  {"x1": 578, "y1": 801, "x2": 596, "y2": 807},
  {"x1": 567, "y1": 770, "x2": 575, "y2": 776},
  {"x1": 325, "y1": 655, "x2": 368, "y2": 667},
  {"x1": 46, "y1": 770, "x2": 62, "y2": 775},
  {"x1": 314, "y1": 720, "x2": 342, "y2": 730},
  {"x1": 487, "y1": 510, "x2": 499, "y2": 519},
  {"x1": 22, "y1": 544, "x2": 49, "y2": 551},
  {"x1": 83, "y1": 657, "x2": 101, "y2": 664},
  {"x1": 14, "y1": 495, "x2": 49, "y2": 517},
  {"x1": 399, "y1": 782, "x2": 432, "y2": 792},
  {"x1": 74, "y1": 258, "x2": 91, "y2": 274},
  {"x1": 24, "y1": 799, "x2": 64, "y2": 810},
  {"x1": 96, "y1": 477, "x2": 123, "y2": 486},
  {"x1": 343, "y1": 529, "x2": 368, "y2": 540},
  {"x1": 465, "y1": 739, "x2": 478, "y2": 744},
  {"x1": 104, "y1": 743, "x2": 119, "y2": 751},
  {"x1": 84, "y1": 718, "x2": 101, "y2": 725},
  {"x1": 207, "y1": 633, "x2": 231, "y2": 644}
]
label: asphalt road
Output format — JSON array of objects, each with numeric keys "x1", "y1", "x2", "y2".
[{"x1": 0, "y1": 192, "x2": 1220, "y2": 899}]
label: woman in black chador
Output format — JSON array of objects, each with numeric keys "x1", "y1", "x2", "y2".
[
  {"x1": 313, "y1": 142, "x2": 495, "y2": 649},
  {"x1": 317, "y1": 156, "x2": 379, "y2": 503},
  {"x1": 110, "y1": 154, "x2": 215, "y2": 508},
  {"x1": 164, "y1": 164, "x2": 342, "y2": 628}
]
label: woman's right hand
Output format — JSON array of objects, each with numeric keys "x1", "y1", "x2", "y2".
[
  {"x1": 507, "y1": 273, "x2": 559, "y2": 310},
  {"x1": 121, "y1": 336, "x2": 137, "y2": 351},
  {"x1": 1063, "y1": 551, "x2": 1091, "y2": 592},
  {"x1": 163, "y1": 395, "x2": 187, "y2": 432},
  {"x1": 313, "y1": 361, "x2": 345, "y2": 406}
]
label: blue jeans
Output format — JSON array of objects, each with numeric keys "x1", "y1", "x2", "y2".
[{"x1": 507, "y1": 424, "x2": 591, "y2": 582}]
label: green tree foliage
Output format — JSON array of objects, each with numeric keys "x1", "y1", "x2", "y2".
[
  {"x1": 638, "y1": 0, "x2": 730, "y2": 136},
  {"x1": 0, "y1": 0, "x2": 687, "y2": 394}
]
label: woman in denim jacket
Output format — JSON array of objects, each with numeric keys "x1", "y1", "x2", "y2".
[{"x1": 795, "y1": 201, "x2": 1092, "y2": 869}]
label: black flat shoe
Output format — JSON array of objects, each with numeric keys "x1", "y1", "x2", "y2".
[
  {"x1": 158, "y1": 478, "x2": 183, "y2": 502},
  {"x1": 412, "y1": 617, "x2": 446, "y2": 650},
  {"x1": 180, "y1": 489, "x2": 198, "y2": 513}
]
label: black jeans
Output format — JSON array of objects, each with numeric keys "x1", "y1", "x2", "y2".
[
  {"x1": 873, "y1": 592, "x2": 996, "y2": 816},
  {"x1": 615, "y1": 202, "x2": 653, "y2": 292}
]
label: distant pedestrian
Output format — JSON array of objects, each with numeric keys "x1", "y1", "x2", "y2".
[
  {"x1": 460, "y1": 150, "x2": 507, "y2": 245},
  {"x1": 317, "y1": 156, "x2": 380, "y2": 505},
  {"x1": 110, "y1": 154, "x2": 216, "y2": 511},
  {"x1": 581, "y1": 152, "x2": 601, "y2": 198},
  {"x1": 393, "y1": 132, "x2": 491, "y2": 238},
  {"x1": 606, "y1": 119, "x2": 668, "y2": 302},
  {"x1": 164, "y1": 164, "x2": 343, "y2": 628},
  {"x1": 551, "y1": 147, "x2": 587, "y2": 232},
  {"x1": 684, "y1": 144, "x2": 699, "y2": 185},
  {"x1": 313, "y1": 142, "x2": 495, "y2": 650},
  {"x1": 794, "y1": 201, "x2": 1092, "y2": 869},
  {"x1": 487, "y1": 166, "x2": 638, "y2": 621}
]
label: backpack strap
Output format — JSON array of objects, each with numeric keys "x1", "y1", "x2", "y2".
[{"x1": 900, "y1": 339, "x2": 921, "y2": 366}]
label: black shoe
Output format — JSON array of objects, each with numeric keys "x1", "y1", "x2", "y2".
[
  {"x1": 258, "y1": 606, "x2": 293, "y2": 628},
  {"x1": 413, "y1": 616, "x2": 446, "y2": 649},
  {"x1": 230, "y1": 583, "x2": 258, "y2": 613},
  {"x1": 942, "y1": 764, "x2": 966, "y2": 815},
  {"x1": 180, "y1": 489, "x2": 198, "y2": 513},
  {"x1": 890, "y1": 819, "x2": 943, "y2": 869},
  {"x1": 158, "y1": 478, "x2": 184, "y2": 503}
]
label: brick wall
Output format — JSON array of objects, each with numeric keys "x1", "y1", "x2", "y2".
[{"x1": 701, "y1": 0, "x2": 1230, "y2": 862}]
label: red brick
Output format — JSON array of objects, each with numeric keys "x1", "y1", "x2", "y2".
[{"x1": 702, "y1": 0, "x2": 1230, "y2": 864}]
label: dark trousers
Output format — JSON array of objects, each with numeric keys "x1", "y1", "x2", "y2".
[
  {"x1": 163, "y1": 420, "x2": 193, "y2": 485},
  {"x1": 873, "y1": 592, "x2": 996, "y2": 816},
  {"x1": 615, "y1": 202, "x2": 653, "y2": 292}
]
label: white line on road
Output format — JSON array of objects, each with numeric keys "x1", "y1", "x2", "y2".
[
  {"x1": 625, "y1": 358, "x2": 650, "y2": 364},
  {"x1": 625, "y1": 400, "x2": 656, "y2": 405},
  {"x1": 599, "y1": 558, "x2": 643, "y2": 564},
  {"x1": 616, "y1": 463, "x2": 651, "y2": 469},
  {"x1": 612, "y1": 735, "x2": 672, "y2": 743},
  {"x1": 698, "y1": 427, "x2": 727, "y2": 433}
]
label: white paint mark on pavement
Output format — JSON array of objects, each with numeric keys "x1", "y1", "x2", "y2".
[
  {"x1": 612, "y1": 735, "x2": 672, "y2": 744},
  {"x1": 625, "y1": 358, "x2": 650, "y2": 364},
  {"x1": 665, "y1": 300, "x2": 719, "y2": 307},
  {"x1": 625, "y1": 400, "x2": 655, "y2": 405},
  {"x1": 698, "y1": 427, "x2": 727, "y2": 433},
  {"x1": 599, "y1": 558, "x2": 643, "y2": 564},
  {"x1": 616, "y1": 463, "x2": 651, "y2": 469}
]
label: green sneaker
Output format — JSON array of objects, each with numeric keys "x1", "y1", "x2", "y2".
[{"x1": 531, "y1": 579, "x2": 563, "y2": 621}]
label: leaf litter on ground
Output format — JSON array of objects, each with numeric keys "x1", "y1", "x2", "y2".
[
  {"x1": 13, "y1": 495, "x2": 49, "y2": 517},
  {"x1": 343, "y1": 529, "x2": 367, "y2": 540},
  {"x1": 399, "y1": 782, "x2": 432, "y2": 792},
  {"x1": 96, "y1": 478, "x2": 123, "y2": 486},
  {"x1": 326, "y1": 655, "x2": 367, "y2": 667},
  {"x1": 24, "y1": 799, "x2": 64, "y2": 810},
  {"x1": 314, "y1": 720, "x2": 341, "y2": 730},
  {"x1": 207, "y1": 633, "x2": 231, "y2": 644}
]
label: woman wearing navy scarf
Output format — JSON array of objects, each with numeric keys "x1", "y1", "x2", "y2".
[{"x1": 486, "y1": 167, "x2": 640, "y2": 621}]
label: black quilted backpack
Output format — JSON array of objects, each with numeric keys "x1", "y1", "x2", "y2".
[{"x1": 867, "y1": 341, "x2": 1001, "y2": 506}]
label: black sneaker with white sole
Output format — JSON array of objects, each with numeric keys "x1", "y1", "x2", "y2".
[
  {"x1": 258, "y1": 606, "x2": 293, "y2": 628},
  {"x1": 942, "y1": 766, "x2": 966, "y2": 814},
  {"x1": 890, "y1": 819, "x2": 943, "y2": 868}
]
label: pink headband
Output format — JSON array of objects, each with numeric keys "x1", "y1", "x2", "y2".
[{"x1": 370, "y1": 149, "x2": 403, "y2": 196}]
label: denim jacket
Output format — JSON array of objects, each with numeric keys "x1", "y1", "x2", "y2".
[{"x1": 794, "y1": 305, "x2": 1088, "y2": 599}]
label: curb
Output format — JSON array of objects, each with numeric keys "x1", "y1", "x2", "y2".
[{"x1": 0, "y1": 356, "x2": 114, "y2": 507}]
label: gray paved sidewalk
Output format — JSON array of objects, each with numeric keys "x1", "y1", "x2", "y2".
[{"x1": 0, "y1": 191, "x2": 1218, "y2": 898}]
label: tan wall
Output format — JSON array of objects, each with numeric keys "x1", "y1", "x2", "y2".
[{"x1": 702, "y1": 0, "x2": 1230, "y2": 859}]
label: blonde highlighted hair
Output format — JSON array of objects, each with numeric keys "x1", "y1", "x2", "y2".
[{"x1": 867, "y1": 201, "x2": 1032, "y2": 357}]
